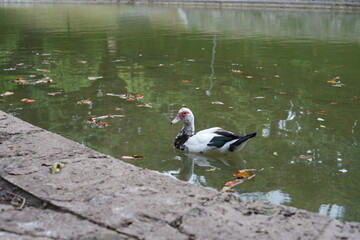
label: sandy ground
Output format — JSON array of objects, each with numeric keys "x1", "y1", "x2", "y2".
[{"x1": 0, "y1": 110, "x2": 359, "y2": 240}]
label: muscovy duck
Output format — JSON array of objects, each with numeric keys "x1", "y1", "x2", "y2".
[{"x1": 171, "y1": 107, "x2": 256, "y2": 153}]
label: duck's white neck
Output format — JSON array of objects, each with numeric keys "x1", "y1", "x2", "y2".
[{"x1": 182, "y1": 118, "x2": 195, "y2": 136}]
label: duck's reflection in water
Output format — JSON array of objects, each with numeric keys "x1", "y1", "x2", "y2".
[{"x1": 171, "y1": 152, "x2": 247, "y2": 182}]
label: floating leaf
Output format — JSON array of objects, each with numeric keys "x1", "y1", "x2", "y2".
[
  {"x1": 273, "y1": 152, "x2": 278, "y2": 156},
  {"x1": 320, "y1": 125, "x2": 326, "y2": 128},
  {"x1": 11, "y1": 78, "x2": 30, "y2": 85},
  {"x1": 106, "y1": 93, "x2": 129, "y2": 99},
  {"x1": 299, "y1": 155, "x2": 313, "y2": 159},
  {"x1": 0, "y1": 92, "x2": 14, "y2": 96},
  {"x1": 225, "y1": 180, "x2": 239, "y2": 187},
  {"x1": 36, "y1": 68, "x2": 49, "y2": 72},
  {"x1": 234, "y1": 171, "x2": 250, "y2": 179},
  {"x1": 121, "y1": 155, "x2": 144, "y2": 160},
  {"x1": 50, "y1": 162, "x2": 65, "y2": 174},
  {"x1": 332, "y1": 83, "x2": 345, "y2": 87},
  {"x1": 330, "y1": 102, "x2": 338, "y2": 105},
  {"x1": 234, "y1": 169, "x2": 257, "y2": 179},
  {"x1": 182, "y1": 80, "x2": 190, "y2": 83},
  {"x1": 21, "y1": 98, "x2": 35, "y2": 103},
  {"x1": 87, "y1": 117, "x2": 110, "y2": 128},
  {"x1": 231, "y1": 69, "x2": 243, "y2": 74},
  {"x1": 158, "y1": 64, "x2": 165, "y2": 67},
  {"x1": 88, "y1": 76, "x2": 103, "y2": 81},
  {"x1": 246, "y1": 76, "x2": 254, "y2": 79},
  {"x1": 206, "y1": 168, "x2": 216, "y2": 172},
  {"x1": 135, "y1": 94, "x2": 144, "y2": 100},
  {"x1": 34, "y1": 77, "x2": 53, "y2": 84},
  {"x1": 316, "y1": 111, "x2": 328, "y2": 116},
  {"x1": 92, "y1": 114, "x2": 125, "y2": 120},
  {"x1": 77, "y1": 99, "x2": 92, "y2": 105},
  {"x1": 47, "y1": 92, "x2": 62, "y2": 96},
  {"x1": 274, "y1": 75, "x2": 280, "y2": 78},
  {"x1": 137, "y1": 103, "x2": 152, "y2": 108},
  {"x1": 79, "y1": 60, "x2": 88, "y2": 64},
  {"x1": 212, "y1": 101, "x2": 224, "y2": 105}
]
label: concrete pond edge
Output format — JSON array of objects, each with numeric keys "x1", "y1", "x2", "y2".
[
  {"x1": 0, "y1": 110, "x2": 359, "y2": 239},
  {"x1": 1, "y1": 0, "x2": 360, "y2": 10}
]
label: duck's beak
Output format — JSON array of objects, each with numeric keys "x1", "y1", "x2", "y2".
[{"x1": 171, "y1": 115, "x2": 181, "y2": 124}]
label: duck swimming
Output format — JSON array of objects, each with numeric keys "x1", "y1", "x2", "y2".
[{"x1": 171, "y1": 107, "x2": 256, "y2": 153}]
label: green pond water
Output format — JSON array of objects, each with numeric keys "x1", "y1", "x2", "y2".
[{"x1": 1, "y1": 4, "x2": 359, "y2": 222}]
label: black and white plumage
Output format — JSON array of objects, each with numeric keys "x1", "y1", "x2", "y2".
[{"x1": 171, "y1": 107, "x2": 256, "y2": 153}]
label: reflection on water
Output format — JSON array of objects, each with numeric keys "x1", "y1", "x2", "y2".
[{"x1": 0, "y1": 4, "x2": 359, "y2": 222}]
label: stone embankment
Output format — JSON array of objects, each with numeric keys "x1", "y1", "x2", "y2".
[
  {"x1": 1, "y1": 110, "x2": 360, "y2": 239},
  {"x1": 1, "y1": 0, "x2": 360, "y2": 9}
]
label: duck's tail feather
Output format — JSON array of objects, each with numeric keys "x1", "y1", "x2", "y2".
[{"x1": 229, "y1": 133, "x2": 257, "y2": 152}]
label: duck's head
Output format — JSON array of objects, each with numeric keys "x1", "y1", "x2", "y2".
[{"x1": 171, "y1": 107, "x2": 194, "y2": 125}]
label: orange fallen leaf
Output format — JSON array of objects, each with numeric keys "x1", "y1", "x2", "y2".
[
  {"x1": 182, "y1": 80, "x2": 190, "y2": 83},
  {"x1": 330, "y1": 102, "x2": 337, "y2": 105},
  {"x1": 126, "y1": 98, "x2": 135, "y2": 101},
  {"x1": 225, "y1": 180, "x2": 239, "y2": 187},
  {"x1": 133, "y1": 155, "x2": 144, "y2": 158},
  {"x1": 234, "y1": 169, "x2": 257, "y2": 179},
  {"x1": 135, "y1": 94, "x2": 144, "y2": 100}
]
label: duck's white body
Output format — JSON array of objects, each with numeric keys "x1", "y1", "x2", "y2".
[{"x1": 171, "y1": 108, "x2": 256, "y2": 154}]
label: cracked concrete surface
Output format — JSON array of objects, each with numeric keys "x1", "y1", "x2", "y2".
[{"x1": 0, "y1": 110, "x2": 359, "y2": 240}]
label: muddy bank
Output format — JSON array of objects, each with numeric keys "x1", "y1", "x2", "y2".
[{"x1": 0, "y1": 110, "x2": 359, "y2": 239}]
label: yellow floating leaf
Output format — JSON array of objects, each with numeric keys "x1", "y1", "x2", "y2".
[
  {"x1": 0, "y1": 91, "x2": 14, "y2": 96},
  {"x1": 320, "y1": 125, "x2": 326, "y2": 128},
  {"x1": 273, "y1": 152, "x2": 278, "y2": 156},
  {"x1": 206, "y1": 168, "x2": 216, "y2": 172}
]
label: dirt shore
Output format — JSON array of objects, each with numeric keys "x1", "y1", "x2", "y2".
[{"x1": 0, "y1": 110, "x2": 359, "y2": 239}]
